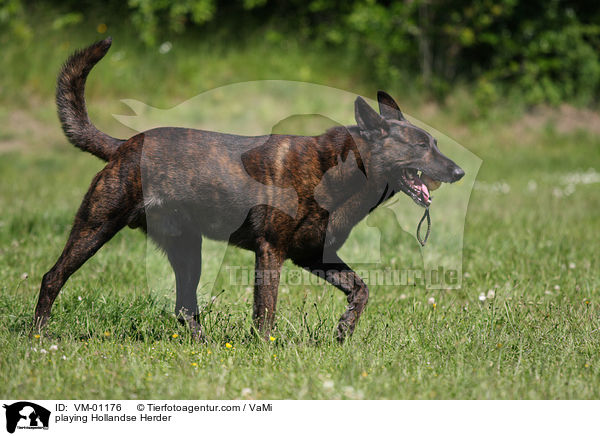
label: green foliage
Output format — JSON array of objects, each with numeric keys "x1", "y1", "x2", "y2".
[
  {"x1": 475, "y1": 1, "x2": 600, "y2": 105},
  {"x1": 0, "y1": 0, "x2": 32, "y2": 40},
  {"x1": 127, "y1": 0, "x2": 215, "y2": 45},
  {"x1": 2, "y1": 0, "x2": 600, "y2": 105},
  {"x1": 340, "y1": 0, "x2": 600, "y2": 104}
]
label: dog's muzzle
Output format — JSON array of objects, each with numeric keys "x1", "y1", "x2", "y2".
[{"x1": 399, "y1": 169, "x2": 441, "y2": 207}]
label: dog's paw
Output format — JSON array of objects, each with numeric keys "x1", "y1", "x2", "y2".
[{"x1": 336, "y1": 311, "x2": 358, "y2": 343}]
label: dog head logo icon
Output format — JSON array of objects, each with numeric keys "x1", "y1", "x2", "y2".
[{"x1": 3, "y1": 402, "x2": 50, "y2": 433}]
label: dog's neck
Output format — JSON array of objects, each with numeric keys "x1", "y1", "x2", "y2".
[
  {"x1": 315, "y1": 125, "x2": 373, "y2": 178},
  {"x1": 314, "y1": 125, "x2": 392, "y2": 227}
]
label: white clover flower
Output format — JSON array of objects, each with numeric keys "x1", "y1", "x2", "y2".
[
  {"x1": 527, "y1": 180, "x2": 537, "y2": 192},
  {"x1": 343, "y1": 386, "x2": 355, "y2": 396},
  {"x1": 49, "y1": 345, "x2": 58, "y2": 351},
  {"x1": 478, "y1": 293, "x2": 486, "y2": 302},
  {"x1": 159, "y1": 41, "x2": 172, "y2": 54},
  {"x1": 486, "y1": 289, "x2": 495, "y2": 299},
  {"x1": 427, "y1": 297, "x2": 436, "y2": 305}
]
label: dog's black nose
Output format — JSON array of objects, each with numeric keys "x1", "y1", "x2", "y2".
[{"x1": 452, "y1": 167, "x2": 465, "y2": 181}]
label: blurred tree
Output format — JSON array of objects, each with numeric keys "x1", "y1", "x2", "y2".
[{"x1": 2, "y1": 0, "x2": 599, "y2": 104}]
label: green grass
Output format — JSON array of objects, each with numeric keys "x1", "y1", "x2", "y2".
[{"x1": 1, "y1": 17, "x2": 600, "y2": 400}]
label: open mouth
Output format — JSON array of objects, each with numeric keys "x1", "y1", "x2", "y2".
[{"x1": 399, "y1": 169, "x2": 441, "y2": 207}]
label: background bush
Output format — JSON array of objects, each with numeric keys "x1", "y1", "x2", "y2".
[{"x1": 2, "y1": 0, "x2": 600, "y2": 105}]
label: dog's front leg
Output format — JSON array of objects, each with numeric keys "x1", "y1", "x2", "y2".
[
  {"x1": 297, "y1": 254, "x2": 369, "y2": 342},
  {"x1": 252, "y1": 239, "x2": 285, "y2": 338}
]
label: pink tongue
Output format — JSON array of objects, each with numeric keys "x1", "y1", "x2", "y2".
[{"x1": 419, "y1": 181, "x2": 430, "y2": 203}]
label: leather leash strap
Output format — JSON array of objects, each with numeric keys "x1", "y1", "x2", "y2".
[{"x1": 417, "y1": 207, "x2": 431, "y2": 246}]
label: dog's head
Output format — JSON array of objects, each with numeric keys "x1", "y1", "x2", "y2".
[{"x1": 354, "y1": 91, "x2": 464, "y2": 207}]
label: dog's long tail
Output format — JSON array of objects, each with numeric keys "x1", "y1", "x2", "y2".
[{"x1": 56, "y1": 37, "x2": 124, "y2": 161}]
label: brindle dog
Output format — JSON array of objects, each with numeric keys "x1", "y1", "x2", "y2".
[{"x1": 34, "y1": 38, "x2": 464, "y2": 341}]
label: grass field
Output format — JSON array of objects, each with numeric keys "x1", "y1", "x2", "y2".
[{"x1": 1, "y1": 24, "x2": 600, "y2": 399}]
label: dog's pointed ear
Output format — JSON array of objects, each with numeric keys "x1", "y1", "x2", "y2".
[
  {"x1": 377, "y1": 90, "x2": 405, "y2": 121},
  {"x1": 355, "y1": 96, "x2": 389, "y2": 137}
]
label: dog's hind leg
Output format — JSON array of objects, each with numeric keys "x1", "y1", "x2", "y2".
[
  {"x1": 295, "y1": 254, "x2": 369, "y2": 342},
  {"x1": 33, "y1": 163, "x2": 139, "y2": 331}
]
